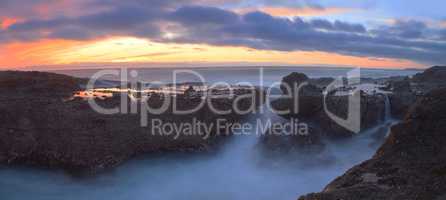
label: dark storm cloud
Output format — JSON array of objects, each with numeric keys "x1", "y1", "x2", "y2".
[
  {"x1": 242, "y1": 0, "x2": 324, "y2": 9},
  {"x1": 1, "y1": 0, "x2": 445, "y2": 64},
  {"x1": 47, "y1": 26, "x2": 94, "y2": 40},
  {"x1": 75, "y1": 6, "x2": 158, "y2": 30},
  {"x1": 170, "y1": 6, "x2": 239, "y2": 25},
  {"x1": 372, "y1": 20, "x2": 427, "y2": 39},
  {"x1": 0, "y1": 0, "x2": 53, "y2": 17},
  {"x1": 7, "y1": 5, "x2": 164, "y2": 40},
  {"x1": 163, "y1": 8, "x2": 446, "y2": 64}
]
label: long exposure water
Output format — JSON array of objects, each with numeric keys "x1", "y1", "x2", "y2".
[
  {"x1": 1, "y1": 106, "x2": 395, "y2": 200},
  {"x1": 0, "y1": 67, "x2": 410, "y2": 199}
]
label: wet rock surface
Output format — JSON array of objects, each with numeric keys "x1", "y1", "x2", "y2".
[
  {"x1": 388, "y1": 78, "x2": 416, "y2": 119},
  {"x1": 0, "y1": 71, "x2": 261, "y2": 174},
  {"x1": 388, "y1": 66, "x2": 446, "y2": 119},
  {"x1": 259, "y1": 72, "x2": 387, "y2": 155},
  {"x1": 412, "y1": 66, "x2": 446, "y2": 83},
  {"x1": 298, "y1": 87, "x2": 446, "y2": 200}
]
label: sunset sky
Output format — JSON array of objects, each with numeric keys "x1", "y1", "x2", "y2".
[{"x1": 0, "y1": 0, "x2": 445, "y2": 69}]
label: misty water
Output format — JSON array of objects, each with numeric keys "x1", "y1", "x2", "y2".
[
  {"x1": 1, "y1": 68, "x2": 406, "y2": 199},
  {"x1": 0, "y1": 104, "x2": 396, "y2": 200}
]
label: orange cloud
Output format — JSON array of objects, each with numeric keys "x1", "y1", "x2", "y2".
[
  {"x1": 1, "y1": 17, "x2": 19, "y2": 29},
  {"x1": 0, "y1": 37, "x2": 422, "y2": 70},
  {"x1": 0, "y1": 39, "x2": 88, "y2": 68},
  {"x1": 236, "y1": 6, "x2": 354, "y2": 17}
]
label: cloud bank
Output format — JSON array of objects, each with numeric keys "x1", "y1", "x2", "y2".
[{"x1": 1, "y1": 0, "x2": 445, "y2": 64}]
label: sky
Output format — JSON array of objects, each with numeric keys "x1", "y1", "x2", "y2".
[{"x1": 0, "y1": 0, "x2": 445, "y2": 69}]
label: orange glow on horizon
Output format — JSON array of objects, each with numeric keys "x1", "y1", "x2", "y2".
[
  {"x1": 0, "y1": 39, "x2": 88, "y2": 68},
  {"x1": 0, "y1": 37, "x2": 422, "y2": 69}
]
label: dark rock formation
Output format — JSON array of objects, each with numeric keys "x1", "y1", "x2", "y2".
[
  {"x1": 388, "y1": 79, "x2": 417, "y2": 119},
  {"x1": 411, "y1": 66, "x2": 446, "y2": 94},
  {"x1": 259, "y1": 72, "x2": 387, "y2": 155},
  {"x1": 299, "y1": 87, "x2": 446, "y2": 200},
  {"x1": 388, "y1": 66, "x2": 446, "y2": 119},
  {"x1": 412, "y1": 66, "x2": 446, "y2": 83},
  {"x1": 0, "y1": 71, "x2": 262, "y2": 174},
  {"x1": 308, "y1": 77, "x2": 335, "y2": 89},
  {"x1": 280, "y1": 72, "x2": 322, "y2": 96},
  {"x1": 281, "y1": 72, "x2": 309, "y2": 94},
  {"x1": 275, "y1": 74, "x2": 386, "y2": 138},
  {"x1": 184, "y1": 85, "x2": 196, "y2": 96}
]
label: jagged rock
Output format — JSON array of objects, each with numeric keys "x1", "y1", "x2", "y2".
[
  {"x1": 281, "y1": 72, "x2": 309, "y2": 93},
  {"x1": 0, "y1": 71, "x2": 262, "y2": 174},
  {"x1": 412, "y1": 66, "x2": 446, "y2": 83},
  {"x1": 281, "y1": 72, "x2": 321, "y2": 96},
  {"x1": 259, "y1": 72, "x2": 387, "y2": 155},
  {"x1": 391, "y1": 79, "x2": 411, "y2": 92},
  {"x1": 0, "y1": 71, "x2": 83, "y2": 97},
  {"x1": 316, "y1": 94, "x2": 386, "y2": 138},
  {"x1": 184, "y1": 85, "x2": 196, "y2": 96},
  {"x1": 271, "y1": 90, "x2": 386, "y2": 138},
  {"x1": 308, "y1": 77, "x2": 335, "y2": 89},
  {"x1": 389, "y1": 92, "x2": 417, "y2": 119},
  {"x1": 388, "y1": 66, "x2": 446, "y2": 119},
  {"x1": 388, "y1": 79, "x2": 415, "y2": 119},
  {"x1": 299, "y1": 87, "x2": 446, "y2": 200},
  {"x1": 410, "y1": 66, "x2": 446, "y2": 95}
]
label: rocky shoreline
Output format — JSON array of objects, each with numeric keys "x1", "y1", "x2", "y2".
[
  {"x1": 298, "y1": 66, "x2": 446, "y2": 199},
  {"x1": 1, "y1": 66, "x2": 446, "y2": 199},
  {"x1": 259, "y1": 71, "x2": 389, "y2": 156},
  {"x1": 298, "y1": 87, "x2": 446, "y2": 200},
  {"x1": 0, "y1": 71, "x2": 263, "y2": 174}
]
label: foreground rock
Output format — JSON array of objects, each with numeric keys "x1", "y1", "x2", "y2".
[
  {"x1": 299, "y1": 88, "x2": 446, "y2": 200},
  {"x1": 0, "y1": 71, "x2": 261, "y2": 174}
]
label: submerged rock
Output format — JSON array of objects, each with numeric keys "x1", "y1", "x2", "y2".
[{"x1": 299, "y1": 87, "x2": 446, "y2": 200}]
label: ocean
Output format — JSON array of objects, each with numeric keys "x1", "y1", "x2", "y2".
[{"x1": 51, "y1": 66, "x2": 421, "y2": 86}]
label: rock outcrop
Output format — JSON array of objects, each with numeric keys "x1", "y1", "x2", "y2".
[
  {"x1": 0, "y1": 71, "x2": 261, "y2": 174},
  {"x1": 259, "y1": 72, "x2": 387, "y2": 154},
  {"x1": 388, "y1": 78, "x2": 417, "y2": 119},
  {"x1": 412, "y1": 66, "x2": 446, "y2": 83},
  {"x1": 388, "y1": 66, "x2": 446, "y2": 119},
  {"x1": 299, "y1": 87, "x2": 446, "y2": 200}
]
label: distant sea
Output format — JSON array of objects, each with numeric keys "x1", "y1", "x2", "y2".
[{"x1": 51, "y1": 66, "x2": 421, "y2": 86}]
